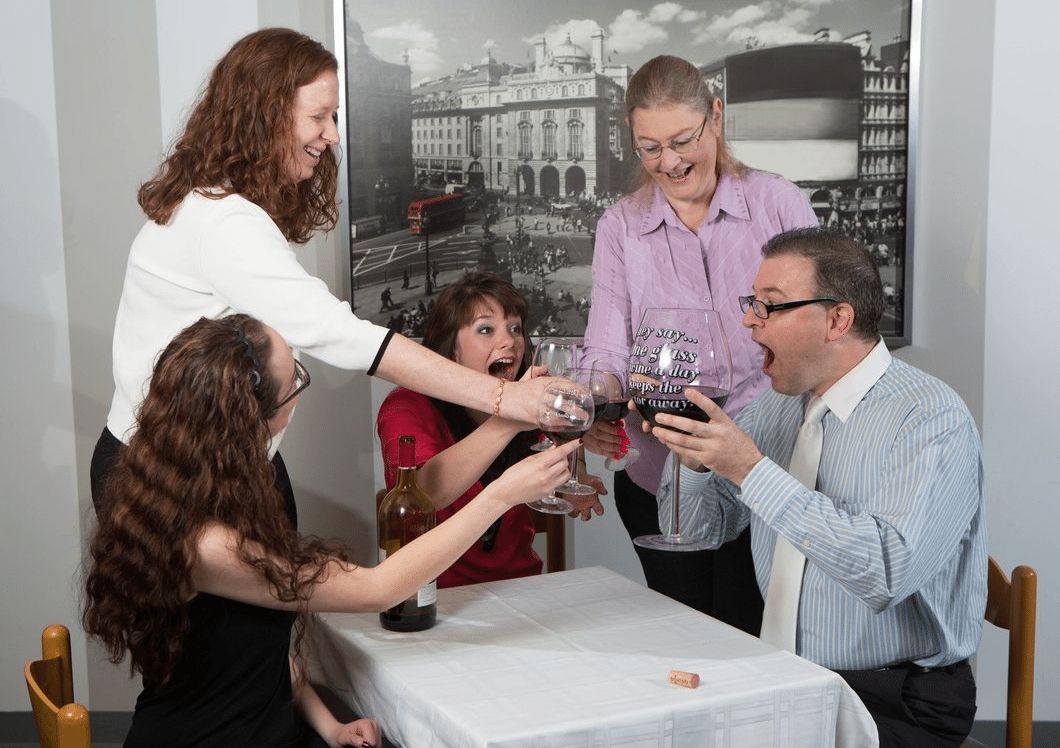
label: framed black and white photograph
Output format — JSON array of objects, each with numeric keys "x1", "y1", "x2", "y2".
[{"x1": 337, "y1": 0, "x2": 917, "y2": 344}]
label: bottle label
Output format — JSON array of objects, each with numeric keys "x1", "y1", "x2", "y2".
[{"x1": 417, "y1": 580, "x2": 437, "y2": 607}]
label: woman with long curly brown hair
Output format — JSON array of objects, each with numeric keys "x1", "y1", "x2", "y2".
[
  {"x1": 84, "y1": 314, "x2": 578, "y2": 747},
  {"x1": 92, "y1": 27, "x2": 556, "y2": 515}
]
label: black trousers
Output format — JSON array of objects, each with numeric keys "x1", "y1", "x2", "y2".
[
  {"x1": 613, "y1": 470, "x2": 763, "y2": 635},
  {"x1": 835, "y1": 660, "x2": 976, "y2": 748},
  {"x1": 90, "y1": 427, "x2": 298, "y2": 525}
]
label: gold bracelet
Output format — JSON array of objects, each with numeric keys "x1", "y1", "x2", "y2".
[{"x1": 491, "y1": 378, "x2": 506, "y2": 416}]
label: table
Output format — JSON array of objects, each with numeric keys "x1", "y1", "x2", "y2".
[{"x1": 307, "y1": 566, "x2": 878, "y2": 747}]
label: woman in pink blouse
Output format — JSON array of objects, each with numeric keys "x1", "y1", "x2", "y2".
[{"x1": 582, "y1": 55, "x2": 817, "y2": 634}]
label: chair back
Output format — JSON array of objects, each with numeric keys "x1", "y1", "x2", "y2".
[
  {"x1": 984, "y1": 557, "x2": 1037, "y2": 748},
  {"x1": 24, "y1": 624, "x2": 91, "y2": 748},
  {"x1": 531, "y1": 511, "x2": 566, "y2": 573},
  {"x1": 376, "y1": 489, "x2": 566, "y2": 573}
]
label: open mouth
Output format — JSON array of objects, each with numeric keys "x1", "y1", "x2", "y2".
[
  {"x1": 304, "y1": 146, "x2": 322, "y2": 162},
  {"x1": 760, "y1": 344, "x2": 775, "y2": 372},
  {"x1": 664, "y1": 163, "x2": 693, "y2": 182},
  {"x1": 488, "y1": 357, "x2": 516, "y2": 380}
]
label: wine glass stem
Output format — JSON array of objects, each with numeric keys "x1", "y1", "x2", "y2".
[
  {"x1": 670, "y1": 449, "x2": 680, "y2": 537},
  {"x1": 568, "y1": 449, "x2": 579, "y2": 488}
]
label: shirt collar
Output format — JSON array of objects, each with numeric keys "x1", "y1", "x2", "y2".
[
  {"x1": 817, "y1": 338, "x2": 892, "y2": 423},
  {"x1": 636, "y1": 172, "x2": 750, "y2": 236}
]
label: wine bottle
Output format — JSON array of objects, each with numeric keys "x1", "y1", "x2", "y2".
[{"x1": 378, "y1": 435, "x2": 437, "y2": 631}]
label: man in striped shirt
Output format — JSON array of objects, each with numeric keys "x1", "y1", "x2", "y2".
[{"x1": 651, "y1": 227, "x2": 986, "y2": 748}]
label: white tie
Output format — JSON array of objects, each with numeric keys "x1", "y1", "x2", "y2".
[{"x1": 760, "y1": 396, "x2": 829, "y2": 653}]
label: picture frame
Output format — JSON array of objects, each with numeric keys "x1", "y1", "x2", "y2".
[{"x1": 336, "y1": 0, "x2": 918, "y2": 346}]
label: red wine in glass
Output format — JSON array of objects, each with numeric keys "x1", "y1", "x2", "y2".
[{"x1": 634, "y1": 387, "x2": 729, "y2": 431}]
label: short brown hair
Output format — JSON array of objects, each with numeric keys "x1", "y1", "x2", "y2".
[{"x1": 763, "y1": 227, "x2": 884, "y2": 341}]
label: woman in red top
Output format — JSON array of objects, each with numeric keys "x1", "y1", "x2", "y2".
[{"x1": 377, "y1": 272, "x2": 603, "y2": 587}]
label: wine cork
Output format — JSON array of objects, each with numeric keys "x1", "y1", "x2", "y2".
[{"x1": 668, "y1": 669, "x2": 700, "y2": 689}]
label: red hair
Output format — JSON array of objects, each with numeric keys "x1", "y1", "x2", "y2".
[{"x1": 138, "y1": 28, "x2": 339, "y2": 243}]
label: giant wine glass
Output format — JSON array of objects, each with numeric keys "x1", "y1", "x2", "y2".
[
  {"x1": 628, "y1": 308, "x2": 732, "y2": 551},
  {"x1": 529, "y1": 339, "x2": 581, "y2": 452}
]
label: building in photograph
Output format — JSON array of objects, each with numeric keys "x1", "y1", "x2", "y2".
[
  {"x1": 411, "y1": 32, "x2": 633, "y2": 198},
  {"x1": 699, "y1": 33, "x2": 909, "y2": 334},
  {"x1": 344, "y1": 21, "x2": 413, "y2": 227},
  {"x1": 701, "y1": 42, "x2": 864, "y2": 185}
]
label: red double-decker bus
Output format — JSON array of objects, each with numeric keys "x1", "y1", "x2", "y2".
[{"x1": 407, "y1": 193, "x2": 466, "y2": 235}]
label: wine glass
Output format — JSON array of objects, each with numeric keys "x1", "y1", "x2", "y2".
[
  {"x1": 529, "y1": 338, "x2": 581, "y2": 452},
  {"x1": 589, "y1": 357, "x2": 641, "y2": 471},
  {"x1": 628, "y1": 308, "x2": 732, "y2": 551},
  {"x1": 527, "y1": 379, "x2": 595, "y2": 514}
]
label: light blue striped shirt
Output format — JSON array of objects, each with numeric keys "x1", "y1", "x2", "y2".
[{"x1": 661, "y1": 343, "x2": 987, "y2": 669}]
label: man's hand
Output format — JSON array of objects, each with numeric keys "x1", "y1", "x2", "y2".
[
  {"x1": 563, "y1": 470, "x2": 606, "y2": 522},
  {"x1": 651, "y1": 389, "x2": 763, "y2": 486}
]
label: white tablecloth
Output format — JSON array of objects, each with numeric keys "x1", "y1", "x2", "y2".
[{"x1": 308, "y1": 566, "x2": 878, "y2": 747}]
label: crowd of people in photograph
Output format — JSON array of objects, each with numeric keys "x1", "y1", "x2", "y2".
[{"x1": 80, "y1": 27, "x2": 985, "y2": 748}]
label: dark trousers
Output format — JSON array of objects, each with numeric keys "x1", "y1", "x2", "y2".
[
  {"x1": 613, "y1": 470, "x2": 763, "y2": 635},
  {"x1": 835, "y1": 660, "x2": 976, "y2": 748},
  {"x1": 90, "y1": 427, "x2": 298, "y2": 525}
]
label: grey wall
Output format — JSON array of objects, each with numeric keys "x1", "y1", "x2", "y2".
[{"x1": 1, "y1": 0, "x2": 1055, "y2": 725}]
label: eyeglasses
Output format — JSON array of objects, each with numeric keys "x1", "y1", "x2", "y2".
[
  {"x1": 632, "y1": 115, "x2": 709, "y2": 161},
  {"x1": 268, "y1": 358, "x2": 311, "y2": 416},
  {"x1": 738, "y1": 295, "x2": 839, "y2": 320}
]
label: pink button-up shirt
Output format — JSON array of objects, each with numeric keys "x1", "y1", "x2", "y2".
[{"x1": 583, "y1": 170, "x2": 817, "y2": 493}]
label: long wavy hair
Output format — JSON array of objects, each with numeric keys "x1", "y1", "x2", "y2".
[
  {"x1": 625, "y1": 54, "x2": 746, "y2": 193},
  {"x1": 83, "y1": 314, "x2": 353, "y2": 685},
  {"x1": 419, "y1": 272, "x2": 536, "y2": 484},
  {"x1": 137, "y1": 28, "x2": 339, "y2": 243}
]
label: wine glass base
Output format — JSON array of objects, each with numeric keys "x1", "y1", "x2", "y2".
[
  {"x1": 604, "y1": 448, "x2": 641, "y2": 471},
  {"x1": 527, "y1": 497, "x2": 574, "y2": 514},
  {"x1": 633, "y1": 533, "x2": 713, "y2": 552},
  {"x1": 530, "y1": 438, "x2": 553, "y2": 452}
]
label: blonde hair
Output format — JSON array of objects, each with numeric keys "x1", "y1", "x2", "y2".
[{"x1": 625, "y1": 55, "x2": 746, "y2": 192}]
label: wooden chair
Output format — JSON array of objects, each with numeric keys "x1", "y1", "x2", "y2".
[
  {"x1": 376, "y1": 489, "x2": 566, "y2": 573},
  {"x1": 531, "y1": 510, "x2": 566, "y2": 573},
  {"x1": 24, "y1": 624, "x2": 91, "y2": 748},
  {"x1": 963, "y1": 557, "x2": 1037, "y2": 748}
]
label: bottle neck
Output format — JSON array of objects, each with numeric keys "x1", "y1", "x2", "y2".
[{"x1": 394, "y1": 464, "x2": 418, "y2": 489}]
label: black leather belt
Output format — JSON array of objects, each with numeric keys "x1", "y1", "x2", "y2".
[{"x1": 881, "y1": 658, "x2": 968, "y2": 675}]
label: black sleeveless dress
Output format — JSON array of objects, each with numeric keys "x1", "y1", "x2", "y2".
[
  {"x1": 124, "y1": 489, "x2": 307, "y2": 747},
  {"x1": 124, "y1": 594, "x2": 306, "y2": 747}
]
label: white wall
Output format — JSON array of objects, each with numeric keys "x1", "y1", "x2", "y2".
[
  {"x1": 2, "y1": 0, "x2": 1056, "y2": 724},
  {"x1": 980, "y1": 0, "x2": 1060, "y2": 722}
]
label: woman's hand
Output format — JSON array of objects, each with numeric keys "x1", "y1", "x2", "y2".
[
  {"x1": 490, "y1": 438, "x2": 579, "y2": 506},
  {"x1": 583, "y1": 418, "x2": 629, "y2": 460},
  {"x1": 488, "y1": 365, "x2": 552, "y2": 434},
  {"x1": 328, "y1": 717, "x2": 378, "y2": 748},
  {"x1": 499, "y1": 374, "x2": 561, "y2": 424}
]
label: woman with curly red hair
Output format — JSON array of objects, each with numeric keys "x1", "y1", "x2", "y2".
[
  {"x1": 84, "y1": 314, "x2": 577, "y2": 747},
  {"x1": 92, "y1": 27, "x2": 554, "y2": 512}
]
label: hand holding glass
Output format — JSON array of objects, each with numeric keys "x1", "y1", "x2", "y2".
[
  {"x1": 589, "y1": 359, "x2": 641, "y2": 471},
  {"x1": 628, "y1": 307, "x2": 732, "y2": 550},
  {"x1": 529, "y1": 339, "x2": 581, "y2": 452},
  {"x1": 527, "y1": 379, "x2": 595, "y2": 515}
]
